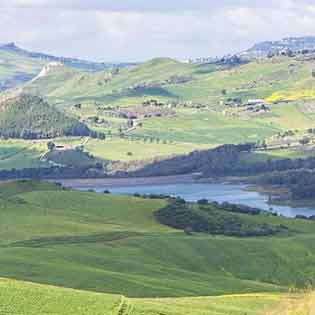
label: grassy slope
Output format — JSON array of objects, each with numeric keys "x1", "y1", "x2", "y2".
[
  {"x1": 44, "y1": 149, "x2": 99, "y2": 167},
  {"x1": 1, "y1": 181, "x2": 315, "y2": 299},
  {"x1": 0, "y1": 278, "x2": 288, "y2": 315},
  {"x1": 17, "y1": 56, "x2": 315, "y2": 142},
  {"x1": 0, "y1": 136, "x2": 210, "y2": 170},
  {"x1": 0, "y1": 139, "x2": 48, "y2": 170},
  {"x1": 241, "y1": 148, "x2": 315, "y2": 164},
  {"x1": 3, "y1": 276, "x2": 313, "y2": 315},
  {"x1": 1, "y1": 56, "x2": 315, "y2": 169},
  {"x1": 22, "y1": 58, "x2": 194, "y2": 103},
  {"x1": 0, "y1": 278, "x2": 121, "y2": 315},
  {"x1": 23, "y1": 65, "x2": 80, "y2": 99},
  {"x1": 26, "y1": 56, "x2": 310, "y2": 106},
  {"x1": 134, "y1": 293, "x2": 289, "y2": 315},
  {"x1": 130, "y1": 108, "x2": 279, "y2": 145},
  {"x1": 0, "y1": 50, "x2": 45, "y2": 85},
  {"x1": 85, "y1": 137, "x2": 211, "y2": 162}
]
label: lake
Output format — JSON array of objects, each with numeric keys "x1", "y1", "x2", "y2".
[{"x1": 76, "y1": 182, "x2": 315, "y2": 218}]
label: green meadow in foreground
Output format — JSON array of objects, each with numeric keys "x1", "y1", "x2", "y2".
[
  {"x1": 1, "y1": 180, "x2": 315, "y2": 314},
  {"x1": 0, "y1": 278, "x2": 295, "y2": 315},
  {"x1": 1, "y1": 180, "x2": 315, "y2": 299}
]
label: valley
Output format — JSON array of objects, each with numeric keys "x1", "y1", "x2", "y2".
[{"x1": 2, "y1": 35, "x2": 315, "y2": 314}]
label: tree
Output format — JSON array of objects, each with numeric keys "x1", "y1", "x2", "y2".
[{"x1": 47, "y1": 142, "x2": 55, "y2": 151}]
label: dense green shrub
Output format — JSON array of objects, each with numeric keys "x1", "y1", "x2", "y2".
[
  {"x1": 155, "y1": 201, "x2": 286, "y2": 237},
  {"x1": 0, "y1": 94, "x2": 91, "y2": 139}
]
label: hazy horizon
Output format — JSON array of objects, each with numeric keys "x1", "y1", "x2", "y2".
[{"x1": 1, "y1": 0, "x2": 315, "y2": 62}]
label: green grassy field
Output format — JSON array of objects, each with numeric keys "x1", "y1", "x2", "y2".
[
  {"x1": 2, "y1": 46, "x2": 315, "y2": 315},
  {"x1": 1, "y1": 181, "x2": 315, "y2": 314},
  {"x1": 2, "y1": 54, "x2": 315, "y2": 169},
  {"x1": 17, "y1": 55, "x2": 315, "y2": 110},
  {"x1": 1, "y1": 181, "x2": 315, "y2": 300},
  {"x1": 3, "y1": 277, "x2": 312, "y2": 315},
  {"x1": 2, "y1": 134, "x2": 314, "y2": 171},
  {"x1": 130, "y1": 108, "x2": 279, "y2": 145},
  {"x1": 0, "y1": 50, "x2": 45, "y2": 89},
  {"x1": 0, "y1": 278, "x2": 121, "y2": 315},
  {"x1": 15, "y1": 55, "x2": 315, "y2": 150},
  {"x1": 85, "y1": 137, "x2": 211, "y2": 161},
  {"x1": 21, "y1": 56, "x2": 313, "y2": 106},
  {"x1": 0, "y1": 277, "x2": 292, "y2": 315},
  {"x1": 0, "y1": 140, "x2": 48, "y2": 170},
  {"x1": 240, "y1": 146, "x2": 315, "y2": 164}
]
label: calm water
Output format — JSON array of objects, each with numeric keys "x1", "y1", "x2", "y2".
[{"x1": 79, "y1": 183, "x2": 315, "y2": 218}]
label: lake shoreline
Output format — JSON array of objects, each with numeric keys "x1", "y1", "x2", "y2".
[
  {"x1": 47, "y1": 175, "x2": 312, "y2": 209},
  {"x1": 52, "y1": 174, "x2": 198, "y2": 189},
  {"x1": 59, "y1": 175, "x2": 315, "y2": 218}
]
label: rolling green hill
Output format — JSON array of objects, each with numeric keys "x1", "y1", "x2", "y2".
[
  {"x1": 0, "y1": 42, "x2": 109, "y2": 92},
  {"x1": 0, "y1": 278, "x2": 121, "y2": 315},
  {"x1": 1, "y1": 180, "x2": 315, "y2": 299},
  {"x1": 2, "y1": 52, "x2": 315, "y2": 170},
  {"x1": 14, "y1": 54, "x2": 315, "y2": 147},
  {"x1": 20, "y1": 57, "x2": 196, "y2": 104},
  {"x1": 0, "y1": 278, "x2": 291, "y2": 315},
  {"x1": 0, "y1": 49, "x2": 45, "y2": 91},
  {"x1": 17, "y1": 54, "x2": 315, "y2": 107},
  {"x1": 1, "y1": 180, "x2": 315, "y2": 314},
  {"x1": 0, "y1": 94, "x2": 91, "y2": 139}
]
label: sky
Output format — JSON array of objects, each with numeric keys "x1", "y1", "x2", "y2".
[{"x1": 1, "y1": 0, "x2": 315, "y2": 62}]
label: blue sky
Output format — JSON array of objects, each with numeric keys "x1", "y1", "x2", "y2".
[{"x1": 0, "y1": 0, "x2": 315, "y2": 62}]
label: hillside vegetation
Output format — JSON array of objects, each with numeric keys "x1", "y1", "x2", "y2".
[
  {"x1": 14, "y1": 54, "x2": 315, "y2": 149},
  {"x1": 2, "y1": 52, "x2": 315, "y2": 170},
  {"x1": 0, "y1": 94, "x2": 91, "y2": 139},
  {"x1": 155, "y1": 200, "x2": 289, "y2": 237}
]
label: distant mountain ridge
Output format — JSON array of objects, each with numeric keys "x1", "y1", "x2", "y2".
[
  {"x1": 0, "y1": 42, "x2": 107, "y2": 72},
  {"x1": 0, "y1": 42, "x2": 138, "y2": 92},
  {"x1": 0, "y1": 42, "x2": 137, "y2": 71},
  {"x1": 242, "y1": 36, "x2": 315, "y2": 57}
]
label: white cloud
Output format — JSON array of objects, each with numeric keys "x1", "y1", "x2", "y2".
[{"x1": 0, "y1": 1, "x2": 315, "y2": 61}]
